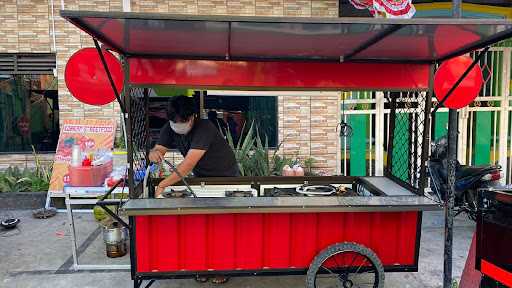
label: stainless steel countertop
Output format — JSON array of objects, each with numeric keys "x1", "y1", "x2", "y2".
[
  {"x1": 121, "y1": 196, "x2": 441, "y2": 216},
  {"x1": 359, "y1": 176, "x2": 415, "y2": 196}
]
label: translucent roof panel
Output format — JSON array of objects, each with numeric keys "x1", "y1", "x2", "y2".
[
  {"x1": 80, "y1": 17, "x2": 230, "y2": 57},
  {"x1": 229, "y1": 22, "x2": 391, "y2": 61},
  {"x1": 352, "y1": 23, "x2": 512, "y2": 61},
  {"x1": 61, "y1": 11, "x2": 512, "y2": 63}
]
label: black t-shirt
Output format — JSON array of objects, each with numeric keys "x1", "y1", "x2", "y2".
[{"x1": 157, "y1": 119, "x2": 240, "y2": 177}]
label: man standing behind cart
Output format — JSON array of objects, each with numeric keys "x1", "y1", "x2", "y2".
[
  {"x1": 149, "y1": 96, "x2": 240, "y2": 197},
  {"x1": 149, "y1": 96, "x2": 238, "y2": 284}
]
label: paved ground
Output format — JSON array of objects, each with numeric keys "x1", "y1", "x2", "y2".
[{"x1": 0, "y1": 209, "x2": 475, "y2": 288}]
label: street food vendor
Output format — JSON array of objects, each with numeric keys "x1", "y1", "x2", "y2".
[{"x1": 148, "y1": 96, "x2": 240, "y2": 198}]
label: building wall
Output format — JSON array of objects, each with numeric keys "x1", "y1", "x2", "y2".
[{"x1": 0, "y1": 0, "x2": 340, "y2": 175}]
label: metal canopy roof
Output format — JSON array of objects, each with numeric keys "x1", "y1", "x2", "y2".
[{"x1": 60, "y1": 10, "x2": 512, "y2": 63}]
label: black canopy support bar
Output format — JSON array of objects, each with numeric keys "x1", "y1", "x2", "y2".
[
  {"x1": 438, "y1": 29, "x2": 512, "y2": 63},
  {"x1": 343, "y1": 24, "x2": 404, "y2": 62},
  {"x1": 432, "y1": 46, "x2": 490, "y2": 114},
  {"x1": 93, "y1": 38, "x2": 127, "y2": 114},
  {"x1": 96, "y1": 178, "x2": 131, "y2": 230},
  {"x1": 226, "y1": 22, "x2": 232, "y2": 60}
]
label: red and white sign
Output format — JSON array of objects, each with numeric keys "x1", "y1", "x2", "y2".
[{"x1": 349, "y1": 0, "x2": 415, "y2": 18}]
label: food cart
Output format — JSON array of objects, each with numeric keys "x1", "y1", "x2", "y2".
[
  {"x1": 60, "y1": 10, "x2": 512, "y2": 288},
  {"x1": 476, "y1": 188, "x2": 512, "y2": 287}
]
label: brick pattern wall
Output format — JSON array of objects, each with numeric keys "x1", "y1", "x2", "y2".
[
  {"x1": 18, "y1": 0, "x2": 52, "y2": 52},
  {"x1": 0, "y1": 0, "x2": 48, "y2": 53},
  {"x1": 51, "y1": 0, "x2": 123, "y2": 133},
  {"x1": 277, "y1": 94, "x2": 339, "y2": 175},
  {"x1": 0, "y1": 0, "x2": 340, "y2": 175}
]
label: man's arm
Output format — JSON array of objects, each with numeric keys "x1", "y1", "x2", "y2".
[{"x1": 155, "y1": 149, "x2": 206, "y2": 197}]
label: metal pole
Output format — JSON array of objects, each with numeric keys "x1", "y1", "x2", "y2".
[
  {"x1": 443, "y1": 2, "x2": 462, "y2": 287},
  {"x1": 93, "y1": 39, "x2": 126, "y2": 114},
  {"x1": 419, "y1": 66, "x2": 435, "y2": 195},
  {"x1": 452, "y1": 0, "x2": 462, "y2": 18},
  {"x1": 444, "y1": 109, "x2": 457, "y2": 288}
]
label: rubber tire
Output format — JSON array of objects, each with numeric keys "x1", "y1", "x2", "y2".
[{"x1": 306, "y1": 242, "x2": 385, "y2": 288}]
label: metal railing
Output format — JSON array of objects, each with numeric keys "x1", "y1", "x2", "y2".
[{"x1": 340, "y1": 47, "x2": 512, "y2": 185}]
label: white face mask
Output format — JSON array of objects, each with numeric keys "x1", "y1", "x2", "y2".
[{"x1": 170, "y1": 119, "x2": 193, "y2": 135}]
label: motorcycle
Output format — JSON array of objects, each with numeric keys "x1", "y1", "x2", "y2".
[{"x1": 427, "y1": 136, "x2": 502, "y2": 220}]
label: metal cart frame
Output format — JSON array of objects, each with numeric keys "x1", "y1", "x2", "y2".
[{"x1": 59, "y1": 11, "x2": 512, "y2": 288}]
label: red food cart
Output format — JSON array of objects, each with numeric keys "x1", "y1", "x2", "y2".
[{"x1": 60, "y1": 10, "x2": 512, "y2": 288}]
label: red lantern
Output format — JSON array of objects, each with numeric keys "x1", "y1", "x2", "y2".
[
  {"x1": 434, "y1": 56, "x2": 483, "y2": 109},
  {"x1": 64, "y1": 48, "x2": 124, "y2": 106}
]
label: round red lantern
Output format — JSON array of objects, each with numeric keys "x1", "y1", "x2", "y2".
[
  {"x1": 64, "y1": 48, "x2": 124, "y2": 106},
  {"x1": 434, "y1": 56, "x2": 483, "y2": 109}
]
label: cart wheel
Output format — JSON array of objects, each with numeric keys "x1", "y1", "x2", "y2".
[{"x1": 306, "y1": 242, "x2": 384, "y2": 288}]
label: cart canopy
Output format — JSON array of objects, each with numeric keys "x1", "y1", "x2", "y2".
[{"x1": 61, "y1": 10, "x2": 512, "y2": 64}]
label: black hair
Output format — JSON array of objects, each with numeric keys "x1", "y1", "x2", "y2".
[{"x1": 167, "y1": 96, "x2": 197, "y2": 122}]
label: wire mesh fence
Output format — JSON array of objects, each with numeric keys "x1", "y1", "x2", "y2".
[
  {"x1": 128, "y1": 87, "x2": 149, "y2": 197},
  {"x1": 386, "y1": 91, "x2": 429, "y2": 192}
]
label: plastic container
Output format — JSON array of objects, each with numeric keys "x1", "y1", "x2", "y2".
[
  {"x1": 69, "y1": 160, "x2": 113, "y2": 187},
  {"x1": 71, "y1": 145, "x2": 82, "y2": 167}
]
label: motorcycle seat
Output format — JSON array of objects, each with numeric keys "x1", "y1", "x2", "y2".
[{"x1": 457, "y1": 165, "x2": 495, "y2": 179}]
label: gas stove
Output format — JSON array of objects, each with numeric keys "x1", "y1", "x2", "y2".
[
  {"x1": 263, "y1": 184, "x2": 356, "y2": 197},
  {"x1": 159, "y1": 184, "x2": 353, "y2": 198},
  {"x1": 160, "y1": 185, "x2": 257, "y2": 197},
  {"x1": 267, "y1": 187, "x2": 302, "y2": 197},
  {"x1": 161, "y1": 189, "x2": 192, "y2": 198},
  {"x1": 225, "y1": 190, "x2": 254, "y2": 197}
]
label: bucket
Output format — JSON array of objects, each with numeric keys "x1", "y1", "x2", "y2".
[{"x1": 102, "y1": 222, "x2": 128, "y2": 258}]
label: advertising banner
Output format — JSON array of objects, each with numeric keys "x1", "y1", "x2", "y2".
[{"x1": 49, "y1": 119, "x2": 116, "y2": 194}]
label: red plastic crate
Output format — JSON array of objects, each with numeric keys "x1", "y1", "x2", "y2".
[{"x1": 69, "y1": 161, "x2": 113, "y2": 187}]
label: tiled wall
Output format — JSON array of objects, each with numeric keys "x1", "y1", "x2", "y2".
[{"x1": 0, "y1": 0, "x2": 340, "y2": 174}]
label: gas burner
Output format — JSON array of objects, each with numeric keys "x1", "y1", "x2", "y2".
[
  {"x1": 161, "y1": 189, "x2": 192, "y2": 198},
  {"x1": 269, "y1": 187, "x2": 302, "y2": 197},
  {"x1": 225, "y1": 190, "x2": 254, "y2": 197},
  {"x1": 296, "y1": 185, "x2": 337, "y2": 196}
]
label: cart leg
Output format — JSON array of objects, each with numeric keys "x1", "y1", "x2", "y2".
[
  {"x1": 134, "y1": 279, "x2": 154, "y2": 288},
  {"x1": 65, "y1": 194, "x2": 79, "y2": 271}
]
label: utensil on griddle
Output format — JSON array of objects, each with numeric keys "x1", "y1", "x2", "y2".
[{"x1": 162, "y1": 159, "x2": 197, "y2": 198}]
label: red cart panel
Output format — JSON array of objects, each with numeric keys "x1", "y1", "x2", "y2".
[
  {"x1": 128, "y1": 59, "x2": 430, "y2": 90},
  {"x1": 135, "y1": 211, "x2": 419, "y2": 273}
]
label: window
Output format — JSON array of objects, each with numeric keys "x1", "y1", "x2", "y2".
[
  {"x1": 0, "y1": 74, "x2": 59, "y2": 153},
  {"x1": 148, "y1": 90, "x2": 278, "y2": 149},
  {"x1": 204, "y1": 94, "x2": 278, "y2": 148}
]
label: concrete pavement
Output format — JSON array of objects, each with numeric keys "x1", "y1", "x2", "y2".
[{"x1": 0, "y1": 210, "x2": 474, "y2": 288}]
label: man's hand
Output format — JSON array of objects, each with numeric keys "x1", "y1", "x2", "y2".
[
  {"x1": 155, "y1": 185, "x2": 165, "y2": 198},
  {"x1": 149, "y1": 150, "x2": 163, "y2": 163},
  {"x1": 149, "y1": 145, "x2": 167, "y2": 163},
  {"x1": 154, "y1": 149, "x2": 206, "y2": 199}
]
